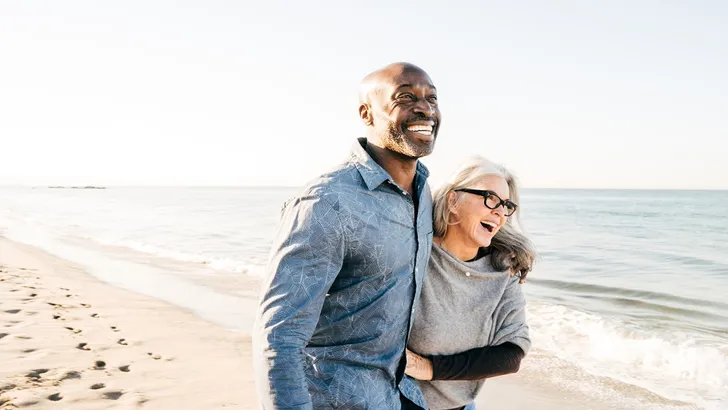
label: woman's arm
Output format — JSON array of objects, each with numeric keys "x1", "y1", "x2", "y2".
[
  {"x1": 405, "y1": 343, "x2": 524, "y2": 381},
  {"x1": 431, "y1": 342, "x2": 524, "y2": 380},
  {"x1": 406, "y1": 275, "x2": 531, "y2": 382}
]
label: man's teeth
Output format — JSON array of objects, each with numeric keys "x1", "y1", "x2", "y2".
[{"x1": 407, "y1": 125, "x2": 433, "y2": 136}]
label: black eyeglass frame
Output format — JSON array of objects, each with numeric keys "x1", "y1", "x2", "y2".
[{"x1": 454, "y1": 188, "x2": 518, "y2": 216}]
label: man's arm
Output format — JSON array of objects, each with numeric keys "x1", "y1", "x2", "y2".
[{"x1": 253, "y1": 194, "x2": 344, "y2": 410}]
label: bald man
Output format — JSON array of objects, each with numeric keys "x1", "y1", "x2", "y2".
[{"x1": 253, "y1": 62, "x2": 440, "y2": 409}]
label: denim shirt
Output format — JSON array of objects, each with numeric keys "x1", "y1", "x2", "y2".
[{"x1": 253, "y1": 138, "x2": 433, "y2": 409}]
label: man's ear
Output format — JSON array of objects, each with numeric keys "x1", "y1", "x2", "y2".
[{"x1": 359, "y1": 103, "x2": 373, "y2": 126}]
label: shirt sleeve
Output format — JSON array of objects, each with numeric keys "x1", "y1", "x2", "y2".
[
  {"x1": 253, "y1": 193, "x2": 345, "y2": 410},
  {"x1": 430, "y1": 342, "x2": 525, "y2": 381},
  {"x1": 431, "y1": 275, "x2": 530, "y2": 381}
]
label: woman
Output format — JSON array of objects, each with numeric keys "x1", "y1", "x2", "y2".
[{"x1": 399, "y1": 156, "x2": 536, "y2": 410}]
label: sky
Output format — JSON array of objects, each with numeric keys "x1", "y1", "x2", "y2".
[{"x1": 1, "y1": 0, "x2": 727, "y2": 189}]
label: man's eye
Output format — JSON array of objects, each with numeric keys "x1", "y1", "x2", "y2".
[
  {"x1": 427, "y1": 96, "x2": 438, "y2": 103},
  {"x1": 398, "y1": 94, "x2": 414, "y2": 100}
]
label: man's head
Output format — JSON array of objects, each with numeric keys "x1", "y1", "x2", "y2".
[{"x1": 359, "y1": 62, "x2": 440, "y2": 159}]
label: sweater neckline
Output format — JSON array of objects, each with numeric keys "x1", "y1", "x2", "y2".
[{"x1": 431, "y1": 242, "x2": 500, "y2": 277}]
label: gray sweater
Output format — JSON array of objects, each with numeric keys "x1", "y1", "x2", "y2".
[{"x1": 406, "y1": 243, "x2": 531, "y2": 409}]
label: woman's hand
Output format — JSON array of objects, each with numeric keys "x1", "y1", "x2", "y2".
[{"x1": 405, "y1": 349, "x2": 434, "y2": 381}]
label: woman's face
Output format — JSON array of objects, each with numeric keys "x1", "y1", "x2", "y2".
[{"x1": 449, "y1": 175, "x2": 510, "y2": 248}]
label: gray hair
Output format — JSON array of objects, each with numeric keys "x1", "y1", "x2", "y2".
[{"x1": 432, "y1": 156, "x2": 537, "y2": 274}]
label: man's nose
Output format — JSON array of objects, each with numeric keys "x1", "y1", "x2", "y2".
[{"x1": 413, "y1": 99, "x2": 435, "y2": 117}]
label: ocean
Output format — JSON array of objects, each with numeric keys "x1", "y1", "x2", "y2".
[{"x1": 1, "y1": 187, "x2": 726, "y2": 409}]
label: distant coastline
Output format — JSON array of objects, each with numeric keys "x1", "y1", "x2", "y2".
[{"x1": 47, "y1": 186, "x2": 106, "y2": 189}]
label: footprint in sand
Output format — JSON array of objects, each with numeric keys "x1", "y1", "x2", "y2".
[
  {"x1": 147, "y1": 352, "x2": 162, "y2": 360},
  {"x1": 47, "y1": 393, "x2": 63, "y2": 402},
  {"x1": 0, "y1": 383, "x2": 17, "y2": 393},
  {"x1": 77, "y1": 343, "x2": 90, "y2": 351},
  {"x1": 90, "y1": 383, "x2": 105, "y2": 390},
  {"x1": 110, "y1": 326, "x2": 120, "y2": 332},
  {"x1": 0, "y1": 397, "x2": 11, "y2": 406},
  {"x1": 117, "y1": 339, "x2": 128, "y2": 346},
  {"x1": 64, "y1": 326, "x2": 82, "y2": 334},
  {"x1": 60, "y1": 371, "x2": 82, "y2": 381},
  {"x1": 90, "y1": 313, "x2": 100, "y2": 318},
  {"x1": 27, "y1": 369, "x2": 50, "y2": 381},
  {"x1": 118, "y1": 365, "x2": 130, "y2": 373},
  {"x1": 22, "y1": 348, "x2": 37, "y2": 354},
  {"x1": 93, "y1": 361, "x2": 106, "y2": 370},
  {"x1": 0, "y1": 333, "x2": 8, "y2": 340},
  {"x1": 80, "y1": 303, "x2": 91, "y2": 308},
  {"x1": 103, "y1": 391, "x2": 124, "y2": 400},
  {"x1": 15, "y1": 335, "x2": 32, "y2": 340},
  {"x1": 3, "y1": 309, "x2": 21, "y2": 314}
]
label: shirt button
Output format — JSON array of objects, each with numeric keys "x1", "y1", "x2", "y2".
[{"x1": 465, "y1": 272, "x2": 471, "y2": 277}]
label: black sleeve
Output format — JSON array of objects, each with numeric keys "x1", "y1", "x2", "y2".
[{"x1": 430, "y1": 342, "x2": 525, "y2": 381}]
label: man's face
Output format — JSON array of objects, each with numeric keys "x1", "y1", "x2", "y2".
[{"x1": 369, "y1": 69, "x2": 440, "y2": 158}]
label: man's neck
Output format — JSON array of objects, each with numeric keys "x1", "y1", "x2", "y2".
[{"x1": 364, "y1": 140, "x2": 419, "y2": 196}]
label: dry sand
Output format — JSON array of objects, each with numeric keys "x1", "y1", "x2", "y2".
[{"x1": 0, "y1": 238, "x2": 255, "y2": 409}]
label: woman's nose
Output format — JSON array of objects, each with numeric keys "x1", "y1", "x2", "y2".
[{"x1": 491, "y1": 205, "x2": 505, "y2": 217}]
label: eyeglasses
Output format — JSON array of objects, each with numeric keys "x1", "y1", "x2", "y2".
[{"x1": 454, "y1": 189, "x2": 518, "y2": 216}]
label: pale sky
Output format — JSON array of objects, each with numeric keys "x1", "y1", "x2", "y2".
[{"x1": 1, "y1": 1, "x2": 726, "y2": 189}]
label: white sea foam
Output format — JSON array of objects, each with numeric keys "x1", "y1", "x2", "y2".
[
  {"x1": 91, "y1": 238, "x2": 267, "y2": 276},
  {"x1": 528, "y1": 302, "x2": 728, "y2": 407}
]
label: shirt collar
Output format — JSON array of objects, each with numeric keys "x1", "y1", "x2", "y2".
[{"x1": 351, "y1": 137, "x2": 430, "y2": 191}]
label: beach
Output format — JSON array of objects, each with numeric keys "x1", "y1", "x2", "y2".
[{"x1": 0, "y1": 238, "x2": 255, "y2": 409}]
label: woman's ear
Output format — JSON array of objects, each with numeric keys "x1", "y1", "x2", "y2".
[{"x1": 447, "y1": 191, "x2": 460, "y2": 216}]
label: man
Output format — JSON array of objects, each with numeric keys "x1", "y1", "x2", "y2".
[{"x1": 253, "y1": 62, "x2": 441, "y2": 409}]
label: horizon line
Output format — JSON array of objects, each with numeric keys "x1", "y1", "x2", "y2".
[{"x1": 1, "y1": 184, "x2": 727, "y2": 192}]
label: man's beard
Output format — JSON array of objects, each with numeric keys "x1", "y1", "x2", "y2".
[{"x1": 384, "y1": 123, "x2": 435, "y2": 159}]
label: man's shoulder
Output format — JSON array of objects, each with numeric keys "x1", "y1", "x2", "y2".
[{"x1": 285, "y1": 159, "x2": 366, "y2": 210}]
